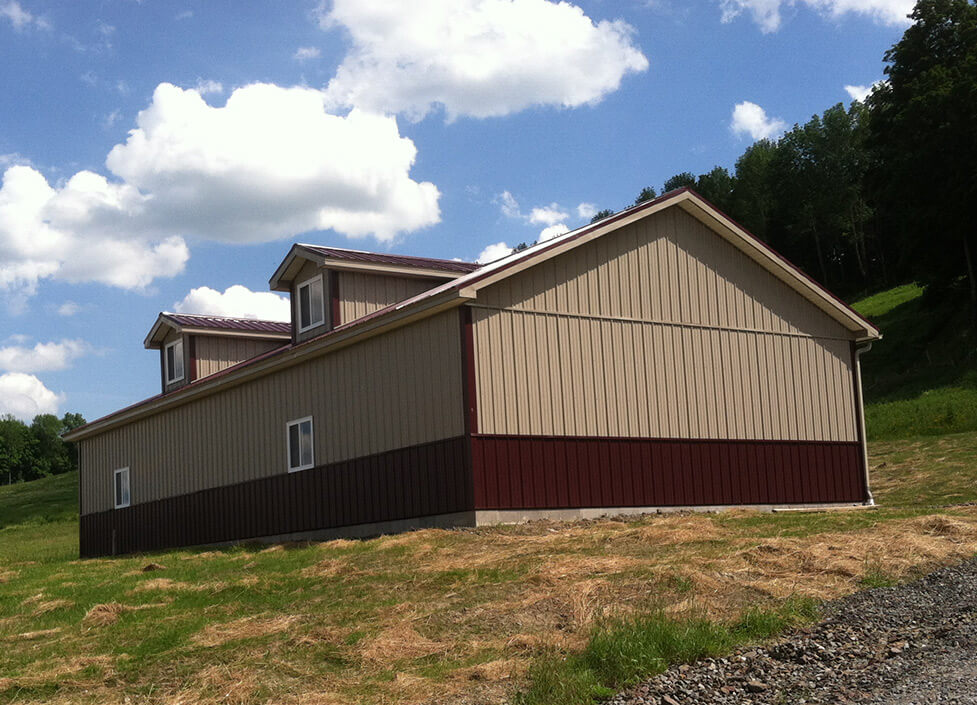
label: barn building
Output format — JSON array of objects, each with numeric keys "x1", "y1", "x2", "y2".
[{"x1": 66, "y1": 189, "x2": 881, "y2": 558}]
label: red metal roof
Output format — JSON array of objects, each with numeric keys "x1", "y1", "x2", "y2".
[
  {"x1": 299, "y1": 245, "x2": 480, "y2": 274},
  {"x1": 162, "y1": 313, "x2": 292, "y2": 335}
]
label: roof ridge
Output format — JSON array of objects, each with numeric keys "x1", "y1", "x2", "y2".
[
  {"x1": 298, "y1": 243, "x2": 478, "y2": 266},
  {"x1": 163, "y1": 311, "x2": 289, "y2": 324}
]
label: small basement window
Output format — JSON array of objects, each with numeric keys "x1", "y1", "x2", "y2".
[
  {"x1": 297, "y1": 274, "x2": 325, "y2": 332},
  {"x1": 114, "y1": 467, "x2": 130, "y2": 509},
  {"x1": 165, "y1": 338, "x2": 184, "y2": 383},
  {"x1": 287, "y1": 416, "x2": 314, "y2": 472}
]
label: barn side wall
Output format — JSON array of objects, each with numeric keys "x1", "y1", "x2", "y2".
[
  {"x1": 470, "y1": 208, "x2": 867, "y2": 509},
  {"x1": 337, "y1": 270, "x2": 440, "y2": 324},
  {"x1": 193, "y1": 335, "x2": 285, "y2": 380},
  {"x1": 78, "y1": 310, "x2": 469, "y2": 556}
]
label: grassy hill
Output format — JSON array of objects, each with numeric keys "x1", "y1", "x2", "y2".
[
  {"x1": 854, "y1": 284, "x2": 977, "y2": 439},
  {"x1": 3, "y1": 432, "x2": 977, "y2": 705}
]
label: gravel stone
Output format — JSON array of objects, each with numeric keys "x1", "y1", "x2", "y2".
[{"x1": 605, "y1": 557, "x2": 977, "y2": 704}]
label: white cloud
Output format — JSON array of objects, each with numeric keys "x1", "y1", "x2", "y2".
[
  {"x1": 476, "y1": 241, "x2": 514, "y2": 263},
  {"x1": 0, "y1": 164, "x2": 190, "y2": 302},
  {"x1": 576, "y1": 202, "x2": 597, "y2": 220},
  {"x1": 320, "y1": 0, "x2": 649, "y2": 121},
  {"x1": 57, "y1": 301, "x2": 79, "y2": 316},
  {"x1": 294, "y1": 46, "x2": 321, "y2": 61},
  {"x1": 104, "y1": 83, "x2": 440, "y2": 242},
  {"x1": 844, "y1": 81, "x2": 882, "y2": 102},
  {"x1": 174, "y1": 285, "x2": 291, "y2": 321},
  {"x1": 1, "y1": 1, "x2": 48, "y2": 31},
  {"x1": 0, "y1": 373, "x2": 63, "y2": 419},
  {"x1": 1, "y1": 82, "x2": 441, "y2": 304},
  {"x1": 529, "y1": 204, "x2": 568, "y2": 226},
  {"x1": 0, "y1": 339, "x2": 89, "y2": 373},
  {"x1": 719, "y1": 0, "x2": 912, "y2": 33},
  {"x1": 539, "y1": 223, "x2": 570, "y2": 241},
  {"x1": 194, "y1": 79, "x2": 223, "y2": 95},
  {"x1": 496, "y1": 191, "x2": 522, "y2": 219},
  {"x1": 102, "y1": 109, "x2": 122, "y2": 129},
  {"x1": 175, "y1": 10, "x2": 193, "y2": 20},
  {"x1": 730, "y1": 101, "x2": 786, "y2": 140}
]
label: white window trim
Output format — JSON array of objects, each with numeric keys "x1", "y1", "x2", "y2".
[
  {"x1": 296, "y1": 273, "x2": 325, "y2": 333},
  {"x1": 114, "y1": 467, "x2": 130, "y2": 509},
  {"x1": 164, "y1": 338, "x2": 184, "y2": 384},
  {"x1": 286, "y1": 416, "x2": 315, "y2": 473}
]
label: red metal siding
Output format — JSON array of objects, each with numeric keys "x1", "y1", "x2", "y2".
[
  {"x1": 471, "y1": 435, "x2": 866, "y2": 509},
  {"x1": 80, "y1": 436, "x2": 471, "y2": 558}
]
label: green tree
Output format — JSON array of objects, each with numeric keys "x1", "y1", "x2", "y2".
[
  {"x1": 0, "y1": 412, "x2": 86, "y2": 484},
  {"x1": 663, "y1": 172, "x2": 696, "y2": 193},
  {"x1": 633, "y1": 186, "x2": 657, "y2": 206},
  {"x1": 590, "y1": 209, "x2": 615, "y2": 224},
  {"x1": 0, "y1": 415, "x2": 37, "y2": 484},
  {"x1": 694, "y1": 166, "x2": 735, "y2": 213},
  {"x1": 731, "y1": 139, "x2": 779, "y2": 242},
  {"x1": 868, "y1": 0, "x2": 977, "y2": 327}
]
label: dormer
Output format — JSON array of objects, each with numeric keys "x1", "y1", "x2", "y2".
[
  {"x1": 269, "y1": 245, "x2": 479, "y2": 341},
  {"x1": 144, "y1": 313, "x2": 291, "y2": 393}
]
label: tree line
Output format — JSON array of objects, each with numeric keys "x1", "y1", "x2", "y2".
[
  {"x1": 0, "y1": 413, "x2": 87, "y2": 485},
  {"x1": 592, "y1": 0, "x2": 977, "y2": 325}
]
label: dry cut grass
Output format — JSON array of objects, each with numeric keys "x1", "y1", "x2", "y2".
[{"x1": 2, "y1": 433, "x2": 977, "y2": 704}]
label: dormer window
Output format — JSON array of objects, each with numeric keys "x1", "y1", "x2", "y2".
[
  {"x1": 165, "y1": 338, "x2": 184, "y2": 384},
  {"x1": 297, "y1": 274, "x2": 325, "y2": 332}
]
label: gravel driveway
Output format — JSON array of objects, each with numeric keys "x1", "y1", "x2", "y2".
[{"x1": 607, "y1": 556, "x2": 977, "y2": 704}]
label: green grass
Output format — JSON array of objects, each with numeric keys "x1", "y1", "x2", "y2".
[
  {"x1": 514, "y1": 599, "x2": 821, "y2": 705},
  {"x1": 0, "y1": 471, "x2": 77, "y2": 528},
  {"x1": 852, "y1": 283, "x2": 977, "y2": 439}
]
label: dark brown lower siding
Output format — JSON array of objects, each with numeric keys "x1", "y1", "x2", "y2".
[
  {"x1": 471, "y1": 435, "x2": 866, "y2": 509},
  {"x1": 81, "y1": 436, "x2": 472, "y2": 558}
]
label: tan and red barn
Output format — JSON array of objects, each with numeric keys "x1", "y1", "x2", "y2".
[{"x1": 66, "y1": 189, "x2": 881, "y2": 557}]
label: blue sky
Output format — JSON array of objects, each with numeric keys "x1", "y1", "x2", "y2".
[{"x1": 0, "y1": 0, "x2": 908, "y2": 422}]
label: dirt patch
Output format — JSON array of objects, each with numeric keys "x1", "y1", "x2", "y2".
[
  {"x1": 141, "y1": 562, "x2": 166, "y2": 572},
  {"x1": 192, "y1": 615, "x2": 300, "y2": 647}
]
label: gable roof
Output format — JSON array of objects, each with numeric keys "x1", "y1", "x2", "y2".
[
  {"x1": 144, "y1": 312, "x2": 292, "y2": 349},
  {"x1": 68, "y1": 188, "x2": 878, "y2": 442},
  {"x1": 269, "y1": 244, "x2": 479, "y2": 291}
]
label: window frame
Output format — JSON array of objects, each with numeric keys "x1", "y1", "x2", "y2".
[
  {"x1": 296, "y1": 273, "x2": 325, "y2": 333},
  {"x1": 114, "y1": 467, "x2": 130, "y2": 509},
  {"x1": 286, "y1": 416, "x2": 315, "y2": 473},
  {"x1": 164, "y1": 338, "x2": 185, "y2": 384}
]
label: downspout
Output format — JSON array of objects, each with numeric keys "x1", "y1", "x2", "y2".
[{"x1": 854, "y1": 342, "x2": 873, "y2": 505}]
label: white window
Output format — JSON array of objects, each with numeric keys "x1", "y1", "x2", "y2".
[
  {"x1": 114, "y1": 467, "x2": 130, "y2": 509},
  {"x1": 297, "y1": 274, "x2": 325, "y2": 332},
  {"x1": 165, "y1": 338, "x2": 184, "y2": 383},
  {"x1": 287, "y1": 416, "x2": 314, "y2": 472}
]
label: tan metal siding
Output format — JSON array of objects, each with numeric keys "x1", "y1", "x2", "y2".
[
  {"x1": 80, "y1": 310, "x2": 464, "y2": 514},
  {"x1": 193, "y1": 335, "x2": 284, "y2": 379},
  {"x1": 472, "y1": 209, "x2": 859, "y2": 443},
  {"x1": 478, "y1": 209, "x2": 850, "y2": 340},
  {"x1": 338, "y1": 271, "x2": 437, "y2": 323}
]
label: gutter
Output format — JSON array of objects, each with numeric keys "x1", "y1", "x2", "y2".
[{"x1": 854, "y1": 341, "x2": 874, "y2": 505}]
